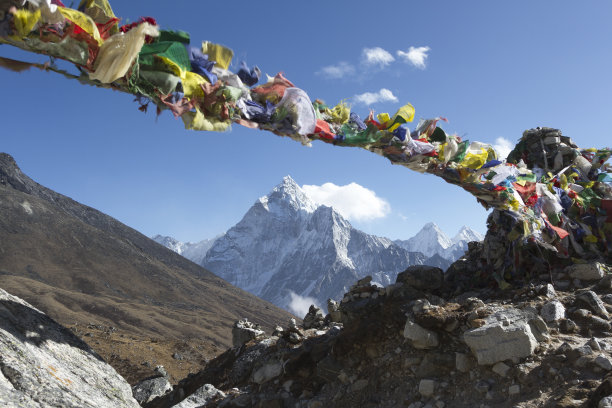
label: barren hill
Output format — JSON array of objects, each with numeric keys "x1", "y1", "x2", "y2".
[{"x1": 0, "y1": 153, "x2": 294, "y2": 383}]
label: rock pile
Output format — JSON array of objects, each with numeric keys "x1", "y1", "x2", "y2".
[{"x1": 143, "y1": 262, "x2": 612, "y2": 408}]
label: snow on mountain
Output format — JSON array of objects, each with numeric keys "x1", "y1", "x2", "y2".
[
  {"x1": 152, "y1": 235, "x2": 187, "y2": 255},
  {"x1": 202, "y1": 176, "x2": 426, "y2": 314},
  {"x1": 152, "y1": 235, "x2": 221, "y2": 265},
  {"x1": 394, "y1": 223, "x2": 484, "y2": 261}
]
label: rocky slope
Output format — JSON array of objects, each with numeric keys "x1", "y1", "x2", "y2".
[
  {"x1": 0, "y1": 287, "x2": 138, "y2": 408},
  {"x1": 143, "y1": 261, "x2": 612, "y2": 408},
  {"x1": 201, "y1": 176, "x2": 427, "y2": 313},
  {"x1": 0, "y1": 153, "x2": 294, "y2": 383}
]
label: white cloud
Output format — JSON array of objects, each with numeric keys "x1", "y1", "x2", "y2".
[
  {"x1": 288, "y1": 291, "x2": 320, "y2": 318},
  {"x1": 353, "y1": 88, "x2": 398, "y2": 106},
  {"x1": 396, "y1": 46, "x2": 431, "y2": 69},
  {"x1": 302, "y1": 182, "x2": 391, "y2": 221},
  {"x1": 362, "y1": 47, "x2": 395, "y2": 67},
  {"x1": 493, "y1": 137, "x2": 514, "y2": 159},
  {"x1": 317, "y1": 62, "x2": 355, "y2": 79}
]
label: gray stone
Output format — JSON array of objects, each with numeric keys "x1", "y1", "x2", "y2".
[
  {"x1": 396, "y1": 265, "x2": 444, "y2": 291},
  {"x1": 132, "y1": 376, "x2": 172, "y2": 404},
  {"x1": 595, "y1": 355, "x2": 612, "y2": 371},
  {"x1": 600, "y1": 396, "x2": 612, "y2": 408},
  {"x1": 232, "y1": 318, "x2": 264, "y2": 347},
  {"x1": 0, "y1": 287, "x2": 139, "y2": 408},
  {"x1": 419, "y1": 379, "x2": 436, "y2": 397},
  {"x1": 576, "y1": 290, "x2": 609, "y2": 318},
  {"x1": 253, "y1": 361, "x2": 283, "y2": 384},
  {"x1": 566, "y1": 262, "x2": 605, "y2": 281},
  {"x1": 492, "y1": 362, "x2": 511, "y2": 377},
  {"x1": 541, "y1": 300, "x2": 565, "y2": 323},
  {"x1": 403, "y1": 319, "x2": 439, "y2": 349},
  {"x1": 463, "y1": 307, "x2": 547, "y2": 365},
  {"x1": 508, "y1": 385, "x2": 521, "y2": 395},
  {"x1": 171, "y1": 384, "x2": 225, "y2": 408}
]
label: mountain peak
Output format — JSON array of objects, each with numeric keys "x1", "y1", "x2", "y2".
[{"x1": 260, "y1": 176, "x2": 318, "y2": 214}]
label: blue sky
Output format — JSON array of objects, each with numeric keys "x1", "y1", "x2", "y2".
[{"x1": 2, "y1": 0, "x2": 611, "y2": 242}]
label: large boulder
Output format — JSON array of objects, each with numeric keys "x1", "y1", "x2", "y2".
[
  {"x1": 132, "y1": 375, "x2": 172, "y2": 405},
  {"x1": 463, "y1": 307, "x2": 548, "y2": 365},
  {"x1": 0, "y1": 287, "x2": 139, "y2": 408}
]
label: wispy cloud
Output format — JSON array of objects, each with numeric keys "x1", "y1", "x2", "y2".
[
  {"x1": 396, "y1": 46, "x2": 431, "y2": 69},
  {"x1": 288, "y1": 291, "x2": 320, "y2": 318},
  {"x1": 362, "y1": 47, "x2": 395, "y2": 67},
  {"x1": 302, "y1": 182, "x2": 391, "y2": 221},
  {"x1": 316, "y1": 62, "x2": 356, "y2": 79},
  {"x1": 353, "y1": 88, "x2": 398, "y2": 106},
  {"x1": 493, "y1": 137, "x2": 514, "y2": 159}
]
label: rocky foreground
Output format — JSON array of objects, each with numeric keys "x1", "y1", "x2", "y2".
[
  {"x1": 4, "y1": 262, "x2": 612, "y2": 407},
  {"x1": 138, "y1": 263, "x2": 612, "y2": 408}
]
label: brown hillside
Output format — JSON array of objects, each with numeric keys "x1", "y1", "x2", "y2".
[{"x1": 0, "y1": 152, "x2": 294, "y2": 382}]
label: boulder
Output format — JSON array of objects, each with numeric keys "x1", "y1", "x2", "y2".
[
  {"x1": 0, "y1": 287, "x2": 139, "y2": 408},
  {"x1": 566, "y1": 262, "x2": 606, "y2": 281},
  {"x1": 463, "y1": 307, "x2": 548, "y2": 365},
  {"x1": 403, "y1": 319, "x2": 439, "y2": 349},
  {"x1": 576, "y1": 290, "x2": 609, "y2": 318},
  {"x1": 232, "y1": 318, "x2": 265, "y2": 347},
  {"x1": 396, "y1": 266, "x2": 444, "y2": 291},
  {"x1": 252, "y1": 361, "x2": 283, "y2": 384},
  {"x1": 132, "y1": 376, "x2": 172, "y2": 405},
  {"x1": 171, "y1": 384, "x2": 225, "y2": 408},
  {"x1": 540, "y1": 300, "x2": 565, "y2": 323}
]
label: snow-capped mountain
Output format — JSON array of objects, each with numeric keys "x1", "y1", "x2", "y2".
[
  {"x1": 394, "y1": 223, "x2": 483, "y2": 261},
  {"x1": 152, "y1": 235, "x2": 220, "y2": 265},
  {"x1": 201, "y1": 176, "x2": 427, "y2": 314}
]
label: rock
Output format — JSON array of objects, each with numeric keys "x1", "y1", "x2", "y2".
[
  {"x1": 560, "y1": 318, "x2": 578, "y2": 333},
  {"x1": 566, "y1": 262, "x2": 605, "y2": 281},
  {"x1": 232, "y1": 318, "x2": 265, "y2": 347},
  {"x1": 132, "y1": 376, "x2": 172, "y2": 404},
  {"x1": 396, "y1": 265, "x2": 444, "y2": 291},
  {"x1": 601, "y1": 396, "x2": 612, "y2": 408},
  {"x1": 576, "y1": 290, "x2": 609, "y2": 318},
  {"x1": 253, "y1": 361, "x2": 283, "y2": 384},
  {"x1": 419, "y1": 379, "x2": 436, "y2": 397},
  {"x1": 595, "y1": 355, "x2": 612, "y2": 371},
  {"x1": 0, "y1": 287, "x2": 139, "y2": 408},
  {"x1": 537, "y1": 283, "x2": 556, "y2": 298},
  {"x1": 327, "y1": 299, "x2": 342, "y2": 323},
  {"x1": 288, "y1": 332, "x2": 301, "y2": 344},
  {"x1": 303, "y1": 305, "x2": 325, "y2": 329},
  {"x1": 403, "y1": 319, "x2": 439, "y2": 349},
  {"x1": 172, "y1": 384, "x2": 225, "y2": 408},
  {"x1": 540, "y1": 300, "x2": 565, "y2": 323},
  {"x1": 463, "y1": 307, "x2": 547, "y2": 365},
  {"x1": 492, "y1": 362, "x2": 511, "y2": 377},
  {"x1": 508, "y1": 385, "x2": 521, "y2": 395}
]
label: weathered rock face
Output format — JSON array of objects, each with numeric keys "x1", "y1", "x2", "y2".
[
  {"x1": 463, "y1": 307, "x2": 548, "y2": 365},
  {"x1": 0, "y1": 287, "x2": 139, "y2": 408}
]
